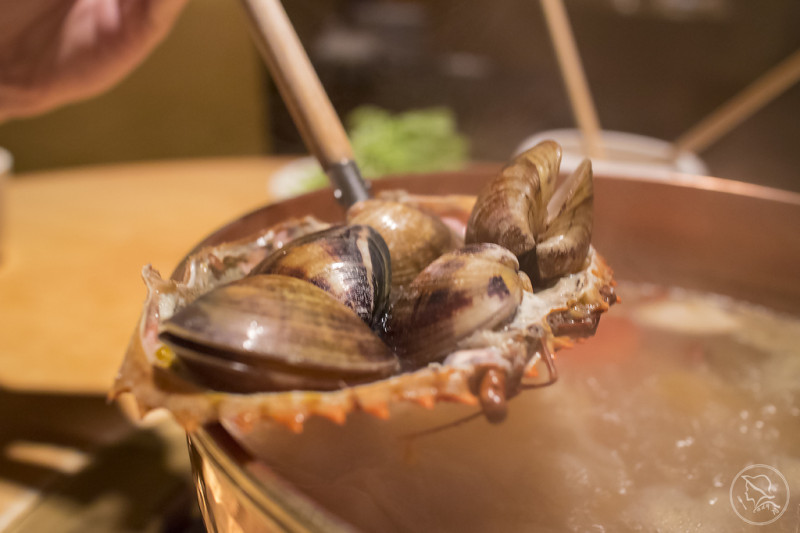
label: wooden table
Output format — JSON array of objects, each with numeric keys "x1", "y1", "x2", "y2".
[
  {"x1": 0, "y1": 157, "x2": 294, "y2": 393},
  {"x1": 0, "y1": 157, "x2": 293, "y2": 529}
]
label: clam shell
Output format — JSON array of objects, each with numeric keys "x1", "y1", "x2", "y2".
[
  {"x1": 465, "y1": 141, "x2": 562, "y2": 259},
  {"x1": 251, "y1": 225, "x2": 391, "y2": 325},
  {"x1": 466, "y1": 141, "x2": 594, "y2": 284},
  {"x1": 533, "y1": 159, "x2": 593, "y2": 281},
  {"x1": 347, "y1": 199, "x2": 460, "y2": 291},
  {"x1": 160, "y1": 275, "x2": 398, "y2": 392},
  {"x1": 387, "y1": 244, "x2": 524, "y2": 367}
]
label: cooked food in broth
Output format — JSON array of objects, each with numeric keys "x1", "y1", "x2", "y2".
[
  {"x1": 241, "y1": 284, "x2": 800, "y2": 532},
  {"x1": 112, "y1": 138, "x2": 798, "y2": 531}
]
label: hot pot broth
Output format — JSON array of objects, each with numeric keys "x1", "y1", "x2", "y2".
[
  {"x1": 112, "y1": 149, "x2": 800, "y2": 530},
  {"x1": 234, "y1": 282, "x2": 800, "y2": 532}
]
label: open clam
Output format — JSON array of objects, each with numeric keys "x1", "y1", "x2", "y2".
[
  {"x1": 112, "y1": 141, "x2": 617, "y2": 433},
  {"x1": 466, "y1": 141, "x2": 593, "y2": 284}
]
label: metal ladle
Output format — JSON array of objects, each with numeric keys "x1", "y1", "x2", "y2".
[{"x1": 239, "y1": 0, "x2": 370, "y2": 208}]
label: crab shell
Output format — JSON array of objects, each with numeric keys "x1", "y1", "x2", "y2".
[{"x1": 111, "y1": 193, "x2": 616, "y2": 434}]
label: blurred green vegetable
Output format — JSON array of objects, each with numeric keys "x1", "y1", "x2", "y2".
[{"x1": 299, "y1": 106, "x2": 468, "y2": 192}]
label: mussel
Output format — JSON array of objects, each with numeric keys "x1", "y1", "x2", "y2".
[
  {"x1": 347, "y1": 199, "x2": 461, "y2": 292},
  {"x1": 466, "y1": 141, "x2": 593, "y2": 285},
  {"x1": 250, "y1": 225, "x2": 391, "y2": 326},
  {"x1": 159, "y1": 275, "x2": 398, "y2": 393},
  {"x1": 386, "y1": 243, "x2": 524, "y2": 368}
]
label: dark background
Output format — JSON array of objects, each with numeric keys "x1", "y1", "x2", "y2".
[{"x1": 1, "y1": 0, "x2": 798, "y2": 191}]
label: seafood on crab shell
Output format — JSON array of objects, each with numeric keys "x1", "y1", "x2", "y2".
[{"x1": 112, "y1": 141, "x2": 617, "y2": 433}]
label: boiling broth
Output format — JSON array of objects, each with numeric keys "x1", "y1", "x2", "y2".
[{"x1": 239, "y1": 283, "x2": 800, "y2": 532}]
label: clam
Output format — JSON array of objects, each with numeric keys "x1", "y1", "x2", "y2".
[
  {"x1": 386, "y1": 243, "x2": 524, "y2": 368},
  {"x1": 159, "y1": 275, "x2": 398, "y2": 393},
  {"x1": 466, "y1": 141, "x2": 593, "y2": 285},
  {"x1": 347, "y1": 199, "x2": 461, "y2": 292},
  {"x1": 113, "y1": 141, "x2": 617, "y2": 432},
  {"x1": 250, "y1": 225, "x2": 391, "y2": 325}
]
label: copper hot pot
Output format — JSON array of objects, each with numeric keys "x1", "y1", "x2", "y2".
[{"x1": 176, "y1": 170, "x2": 800, "y2": 532}]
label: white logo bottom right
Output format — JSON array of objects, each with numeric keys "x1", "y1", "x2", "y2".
[{"x1": 730, "y1": 464, "x2": 790, "y2": 525}]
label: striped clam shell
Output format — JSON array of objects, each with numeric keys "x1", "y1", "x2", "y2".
[
  {"x1": 347, "y1": 199, "x2": 460, "y2": 292},
  {"x1": 386, "y1": 243, "x2": 524, "y2": 367},
  {"x1": 251, "y1": 225, "x2": 391, "y2": 325},
  {"x1": 466, "y1": 140, "x2": 593, "y2": 285},
  {"x1": 159, "y1": 275, "x2": 398, "y2": 393},
  {"x1": 534, "y1": 159, "x2": 593, "y2": 281}
]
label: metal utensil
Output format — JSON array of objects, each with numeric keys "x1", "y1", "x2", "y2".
[{"x1": 239, "y1": 0, "x2": 369, "y2": 208}]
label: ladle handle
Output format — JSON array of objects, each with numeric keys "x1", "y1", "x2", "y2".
[{"x1": 239, "y1": 0, "x2": 369, "y2": 206}]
